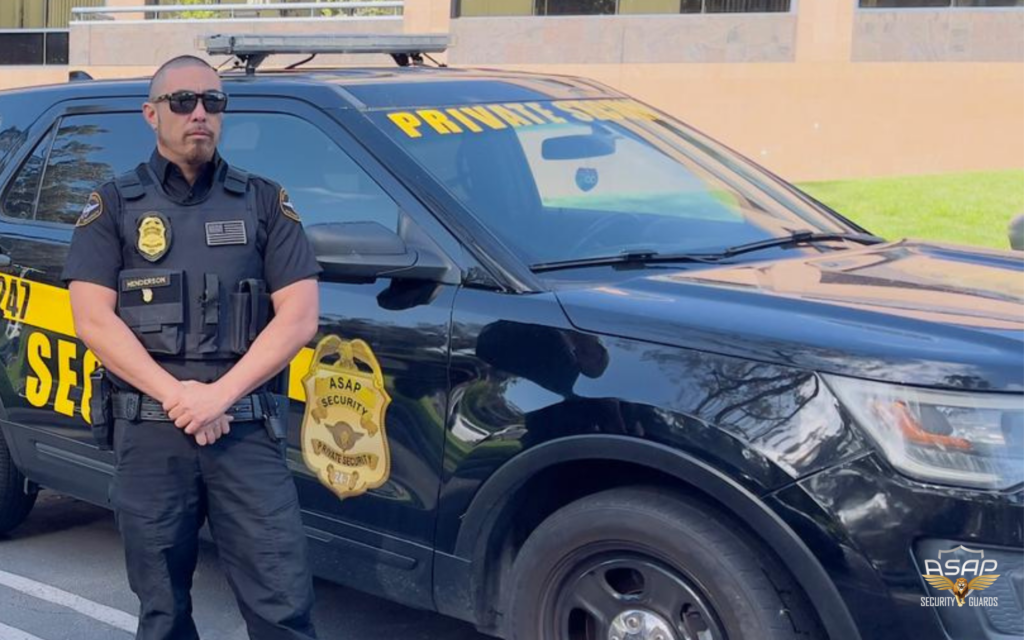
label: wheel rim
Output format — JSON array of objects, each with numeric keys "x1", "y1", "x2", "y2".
[{"x1": 547, "y1": 553, "x2": 727, "y2": 640}]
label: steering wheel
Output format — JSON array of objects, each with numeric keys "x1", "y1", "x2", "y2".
[{"x1": 567, "y1": 213, "x2": 645, "y2": 256}]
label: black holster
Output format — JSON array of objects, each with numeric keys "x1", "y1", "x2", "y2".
[
  {"x1": 88, "y1": 367, "x2": 114, "y2": 450},
  {"x1": 262, "y1": 391, "x2": 288, "y2": 442}
]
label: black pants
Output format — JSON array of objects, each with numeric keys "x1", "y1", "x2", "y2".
[{"x1": 110, "y1": 418, "x2": 317, "y2": 640}]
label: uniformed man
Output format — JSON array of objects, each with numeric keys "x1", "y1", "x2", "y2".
[{"x1": 62, "y1": 55, "x2": 320, "y2": 640}]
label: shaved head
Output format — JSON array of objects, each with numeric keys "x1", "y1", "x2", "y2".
[
  {"x1": 149, "y1": 55, "x2": 216, "y2": 100},
  {"x1": 143, "y1": 56, "x2": 224, "y2": 176}
]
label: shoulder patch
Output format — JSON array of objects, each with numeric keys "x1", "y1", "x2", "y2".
[
  {"x1": 76, "y1": 192, "x2": 104, "y2": 227},
  {"x1": 279, "y1": 188, "x2": 302, "y2": 223}
]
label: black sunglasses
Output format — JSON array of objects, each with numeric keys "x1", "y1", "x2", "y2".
[{"x1": 152, "y1": 90, "x2": 228, "y2": 115}]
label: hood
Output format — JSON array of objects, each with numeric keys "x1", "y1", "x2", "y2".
[{"x1": 555, "y1": 241, "x2": 1024, "y2": 391}]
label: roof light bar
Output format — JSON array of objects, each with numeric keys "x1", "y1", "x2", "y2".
[{"x1": 201, "y1": 33, "x2": 448, "y2": 73}]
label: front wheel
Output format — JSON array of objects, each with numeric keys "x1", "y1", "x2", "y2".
[
  {"x1": 0, "y1": 430, "x2": 36, "y2": 535},
  {"x1": 505, "y1": 487, "x2": 824, "y2": 640}
]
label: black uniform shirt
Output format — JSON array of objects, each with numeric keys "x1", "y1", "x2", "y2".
[
  {"x1": 150, "y1": 148, "x2": 218, "y2": 205},
  {"x1": 62, "y1": 149, "x2": 322, "y2": 293}
]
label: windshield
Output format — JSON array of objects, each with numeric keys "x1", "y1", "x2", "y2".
[{"x1": 369, "y1": 98, "x2": 852, "y2": 266}]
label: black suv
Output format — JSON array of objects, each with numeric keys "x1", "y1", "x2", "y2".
[{"x1": 0, "y1": 38, "x2": 1020, "y2": 640}]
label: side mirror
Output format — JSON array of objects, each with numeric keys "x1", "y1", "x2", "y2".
[{"x1": 307, "y1": 222, "x2": 456, "y2": 283}]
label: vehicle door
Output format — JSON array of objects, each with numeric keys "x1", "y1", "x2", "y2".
[
  {"x1": 214, "y1": 96, "x2": 458, "y2": 609},
  {"x1": 0, "y1": 97, "x2": 152, "y2": 504},
  {"x1": 0, "y1": 94, "x2": 458, "y2": 610}
]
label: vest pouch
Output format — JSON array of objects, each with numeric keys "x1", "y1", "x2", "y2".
[
  {"x1": 193, "y1": 273, "x2": 221, "y2": 354},
  {"x1": 230, "y1": 278, "x2": 271, "y2": 355},
  {"x1": 117, "y1": 269, "x2": 185, "y2": 356}
]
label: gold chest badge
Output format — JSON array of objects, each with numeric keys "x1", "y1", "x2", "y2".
[
  {"x1": 137, "y1": 213, "x2": 171, "y2": 262},
  {"x1": 300, "y1": 335, "x2": 392, "y2": 499}
]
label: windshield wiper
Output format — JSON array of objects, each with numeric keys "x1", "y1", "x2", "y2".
[
  {"x1": 530, "y1": 249, "x2": 715, "y2": 273},
  {"x1": 529, "y1": 231, "x2": 886, "y2": 274},
  {"x1": 717, "y1": 230, "x2": 885, "y2": 259}
]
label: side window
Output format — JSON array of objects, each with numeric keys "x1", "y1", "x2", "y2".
[
  {"x1": 35, "y1": 114, "x2": 151, "y2": 224},
  {"x1": 220, "y1": 113, "x2": 400, "y2": 231},
  {"x1": 2, "y1": 126, "x2": 55, "y2": 220}
]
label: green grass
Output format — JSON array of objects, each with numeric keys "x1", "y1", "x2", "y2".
[{"x1": 798, "y1": 170, "x2": 1024, "y2": 250}]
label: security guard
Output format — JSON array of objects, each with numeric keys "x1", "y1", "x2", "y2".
[{"x1": 62, "y1": 55, "x2": 320, "y2": 640}]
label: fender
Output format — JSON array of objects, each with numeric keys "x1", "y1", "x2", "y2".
[{"x1": 444, "y1": 434, "x2": 861, "y2": 640}]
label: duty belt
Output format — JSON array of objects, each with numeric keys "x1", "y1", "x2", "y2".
[{"x1": 111, "y1": 391, "x2": 272, "y2": 423}]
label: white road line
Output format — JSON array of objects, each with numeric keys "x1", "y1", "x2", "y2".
[
  {"x1": 0, "y1": 569, "x2": 137, "y2": 633},
  {"x1": 0, "y1": 621, "x2": 47, "y2": 640}
]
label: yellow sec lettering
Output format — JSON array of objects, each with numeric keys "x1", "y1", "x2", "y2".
[
  {"x1": 54, "y1": 339, "x2": 78, "y2": 417},
  {"x1": 387, "y1": 112, "x2": 425, "y2": 138},
  {"x1": 26, "y1": 331, "x2": 52, "y2": 408}
]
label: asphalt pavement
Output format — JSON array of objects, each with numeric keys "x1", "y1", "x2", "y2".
[{"x1": 0, "y1": 492, "x2": 491, "y2": 640}]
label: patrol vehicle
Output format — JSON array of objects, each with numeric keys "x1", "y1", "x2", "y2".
[{"x1": 0, "y1": 34, "x2": 1020, "y2": 640}]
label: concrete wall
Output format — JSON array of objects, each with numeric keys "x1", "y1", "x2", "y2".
[
  {"x1": 445, "y1": 3, "x2": 1024, "y2": 181},
  {"x1": 69, "y1": 17, "x2": 405, "y2": 68},
  {"x1": 854, "y1": 9, "x2": 1024, "y2": 62},
  {"x1": 497, "y1": 60, "x2": 1023, "y2": 182},
  {"x1": 1, "y1": 1, "x2": 1021, "y2": 182},
  {"x1": 0, "y1": 67, "x2": 70, "y2": 92},
  {"x1": 450, "y1": 14, "x2": 797, "y2": 64}
]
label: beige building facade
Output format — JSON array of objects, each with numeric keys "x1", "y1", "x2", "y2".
[{"x1": 0, "y1": 0, "x2": 1022, "y2": 181}]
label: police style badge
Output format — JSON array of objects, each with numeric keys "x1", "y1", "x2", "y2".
[
  {"x1": 136, "y1": 212, "x2": 172, "y2": 262},
  {"x1": 76, "y1": 192, "x2": 104, "y2": 227},
  {"x1": 279, "y1": 188, "x2": 301, "y2": 223},
  {"x1": 300, "y1": 335, "x2": 392, "y2": 499}
]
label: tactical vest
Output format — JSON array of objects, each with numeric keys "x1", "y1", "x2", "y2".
[{"x1": 113, "y1": 163, "x2": 271, "y2": 361}]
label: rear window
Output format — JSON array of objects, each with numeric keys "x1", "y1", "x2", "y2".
[{"x1": 0, "y1": 92, "x2": 43, "y2": 170}]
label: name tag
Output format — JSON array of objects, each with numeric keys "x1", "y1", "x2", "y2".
[
  {"x1": 206, "y1": 220, "x2": 247, "y2": 246},
  {"x1": 122, "y1": 275, "x2": 170, "y2": 291}
]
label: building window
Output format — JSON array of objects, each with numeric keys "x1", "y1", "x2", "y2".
[
  {"x1": 0, "y1": 0, "x2": 101, "y2": 65},
  {"x1": 0, "y1": 31, "x2": 69, "y2": 66},
  {"x1": 859, "y1": 0, "x2": 1022, "y2": 7},
  {"x1": 0, "y1": 0, "x2": 104, "y2": 29},
  {"x1": 458, "y1": 0, "x2": 790, "y2": 16}
]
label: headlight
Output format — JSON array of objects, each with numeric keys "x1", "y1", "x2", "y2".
[{"x1": 824, "y1": 375, "x2": 1024, "y2": 490}]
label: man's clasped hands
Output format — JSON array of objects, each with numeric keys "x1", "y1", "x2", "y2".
[{"x1": 162, "y1": 380, "x2": 239, "y2": 446}]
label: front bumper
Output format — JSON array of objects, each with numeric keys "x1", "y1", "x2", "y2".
[{"x1": 767, "y1": 454, "x2": 1023, "y2": 640}]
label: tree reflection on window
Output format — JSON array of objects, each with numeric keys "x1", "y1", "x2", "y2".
[{"x1": 35, "y1": 114, "x2": 150, "y2": 225}]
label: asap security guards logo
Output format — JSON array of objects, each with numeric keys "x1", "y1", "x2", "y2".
[{"x1": 921, "y1": 545, "x2": 1000, "y2": 608}]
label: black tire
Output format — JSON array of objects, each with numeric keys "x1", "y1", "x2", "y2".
[
  {"x1": 505, "y1": 486, "x2": 824, "y2": 640},
  {"x1": 0, "y1": 430, "x2": 36, "y2": 535}
]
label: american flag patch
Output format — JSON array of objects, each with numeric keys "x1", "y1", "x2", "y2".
[{"x1": 205, "y1": 220, "x2": 247, "y2": 246}]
